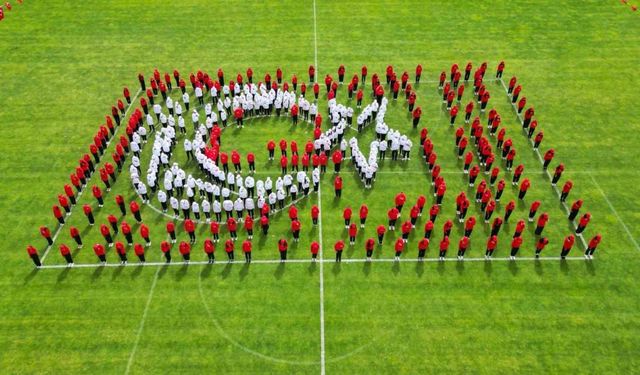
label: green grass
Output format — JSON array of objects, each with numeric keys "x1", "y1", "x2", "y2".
[{"x1": 1, "y1": 0, "x2": 640, "y2": 373}]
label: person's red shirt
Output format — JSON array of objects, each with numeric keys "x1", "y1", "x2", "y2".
[
  {"x1": 310, "y1": 241, "x2": 320, "y2": 255},
  {"x1": 184, "y1": 219, "x2": 195, "y2": 233},
  {"x1": 93, "y1": 244, "x2": 106, "y2": 257},
  {"x1": 242, "y1": 240, "x2": 252, "y2": 253},
  {"x1": 394, "y1": 238, "x2": 405, "y2": 252},
  {"x1": 179, "y1": 241, "x2": 191, "y2": 255},
  {"x1": 334, "y1": 240, "x2": 345, "y2": 252},
  {"x1": 343, "y1": 207, "x2": 352, "y2": 220}
]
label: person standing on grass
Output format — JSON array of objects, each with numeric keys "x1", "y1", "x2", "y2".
[
  {"x1": 242, "y1": 239, "x2": 252, "y2": 263},
  {"x1": 535, "y1": 213, "x2": 549, "y2": 236},
  {"x1": 161, "y1": 241, "x2": 172, "y2": 263},
  {"x1": 26, "y1": 245, "x2": 42, "y2": 268},
  {"x1": 121, "y1": 221, "x2": 133, "y2": 245},
  {"x1": 568, "y1": 199, "x2": 583, "y2": 221},
  {"x1": 560, "y1": 180, "x2": 573, "y2": 203},
  {"x1": 438, "y1": 236, "x2": 450, "y2": 260},
  {"x1": 561, "y1": 234, "x2": 575, "y2": 259},
  {"x1": 59, "y1": 244, "x2": 74, "y2": 266},
  {"x1": 130, "y1": 200, "x2": 142, "y2": 223},
  {"x1": 184, "y1": 218, "x2": 196, "y2": 244},
  {"x1": 39, "y1": 226, "x2": 53, "y2": 246},
  {"x1": 70, "y1": 226, "x2": 82, "y2": 248},
  {"x1": 100, "y1": 224, "x2": 114, "y2": 248},
  {"x1": 576, "y1": 213, "x2": 591, "y2": 236},
  {"x1": 364, "y1": 238, "x2": 375, "y2": 261},
  {"x1": 334, "y1": 240, "x2": 345, "y2": 262},
  {"x1": 585, "y1": 234, "x2": 601, "y2": 259},
  {"x1": 179, "y1": 241, "x2": 191, "y2": 264},
  {"x1": 224, "y1": 239, "x2": 235, "y2": 262},
  {"x1": 457, "y1": 236, "x2": 470, "y2": 260},
  {"x1": 310, "y1": 241, "x2": 320, "y2": 261},
  {"x1": 510, "y1": 236, "x2": 523, "y2": 260},
  {"x1": 535, "y1": 237, "x2": 549, "y2": 258},
  {"x1": 278, "y1": 238, "x2": 288, "y2": 263},
  {"x1": 485, "y1": 235, "x2": 498, "y2": 259},
  {"x1": 376, "y1": 224, "x2": 386, "y2": 245},
  {"x1": 93, "y1": 244, "x2": 107, "y2": 264}
]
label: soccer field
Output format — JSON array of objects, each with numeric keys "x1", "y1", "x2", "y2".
[{"x1": 2, "y1": 1, "x2": 640, "y2": 373}]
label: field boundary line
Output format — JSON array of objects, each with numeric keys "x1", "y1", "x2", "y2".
[
  {"x1": 588, "y1": 172, "x2": 640, "y2": 253},
  {"x1": 37, "y1": 255, "x2": 590, "y2": 269},
  {"x1": 41, "y1": 88, "x2": 142, "y2": 264},
  {"x1": 124, "y1": 266, "x2": 161, "y2": 375}
]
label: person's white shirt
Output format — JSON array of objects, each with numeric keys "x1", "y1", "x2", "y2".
[
  {"x1": 195, "y1": 86, "x2": 203, "y2": 98},
  {"x1": 182, "y1": 92, "x2": 190, "y2": 104},
  {"x1": 180, "y1": 199, "x2": 190, "y2": 210}
]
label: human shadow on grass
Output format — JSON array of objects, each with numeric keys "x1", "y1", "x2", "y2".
[
  {"x1": 560, "y1": 259, "x2": 570, "y2": 275},
  {"x1": 307, "y1": 261, "x2": 317, "y2": 275},
  {"x1": 415, "y1": 260, "x2": 424, "y2": 277},
  {"x1": 584, "y1": 259, "x2": 595, "y2": 276},
  {"x1": 274, "y1": 262, "x2": 285, "y2": 280},
  {"x1": 391, "y1": 260, "x2": 400, "y2": 276},
  {"x1": 332, "y1": 262, "x2": 341, "y2": 276},
  {"x1": 221, "y1": 262, "x2": 233, "y2": 279},
  {"x1": 158, "y1": 263, "x2": 170, "y2": 279},
  {"x1": 437, "y1": 260, "x2": 445, "y2": 275},
  {"x1": 455, "y1": 260, "x2": 465, "y2": 275},
  {"x1": 91, "y1": 265, "x2": 105, "y2": 281},
  {"x1": 363, "y1": 261, "x2": 372, "y2": 277},
  {"x1": 111, "y1": 263, "x2": 125, "y2": 280},
  {"x1": 239, "y1": 262, "x2": 250, "y2": 281},
  {"x1": 484, "y1": 260, "x2": 492, "y2": 277},
  {"x1": 508, "y1": 260, "x2": 519, "y2": 276},
  {"x1": 200, "y1": 263, "x2": 213, "y2": 279},
  {"x1": 130, "y1": 263, "x2": 144, "y2": 279},
  {"x1": 23, "y1": 268, "x2": 39, "y2": 285},
  {"x1": 534, "y1": 259, "x2": 543, "y2": 276},
  {"x1": 57, "y1": 268, "x2": 71, "y2": 283}
]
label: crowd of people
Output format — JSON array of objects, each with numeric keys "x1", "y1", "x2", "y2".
[{"x1": 26, "y1": 62, "x2": 601, "y2": 268}]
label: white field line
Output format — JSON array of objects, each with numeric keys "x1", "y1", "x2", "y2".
[
  {"x1": 497, "y1": 78, "x2": 588, "y2": 250},
  {"x1": 124, "y1": 266, "x2": 161, "y2": 375},
  {"x1": 312, "y1": 2, "x2": 325, "y2": 372},
  {"x1": 41, "y1": 88, "x2": 143, "y2": 264},
  {"x1": 588, "y1": 173, "x2": 640, "y2": 253},
  {"x1": 36, "y1": 255, "x2": 589, "y2": 270}
]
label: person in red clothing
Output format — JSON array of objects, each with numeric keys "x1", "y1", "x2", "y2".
[
  {"x1": 310, "y1": 205, "x2": 320, "y2": 226},
  {"x1": 260, "y1": 215, "x2": 269, "y2": 235},
  {"x1": 355, "y1": 204, "x2": 369, "y2": 229},
  {"x1": 410, "y1": 204, "x2": 420, "y2": 227},
  {"x1": 560, "y1": 180, "x2": 573, "y2": 202},
  {"x1": 438, "y1": 236, "x2": 450, "y2": 260},
  {"x1": 393, "y1": 238, "x2": 404, "y2": 261},
  {"x1": 535, "y1": 237, "x2": 549, "y2": 258},
  {"x1": 503, "y1": 200, "x2": 516, "y2": 223},
  {"x1": 387, "y1": 207, "x2": 400, "y2": 230},
  {"x1": 279, "y1": 155, "x2": 288, "y2": 175},
  {"x1": 310, "y1": 241, "x2": 320, "y2": 261},
  {"x1": 342, "y1": 206, "x2": 353, "y2": 228},
  {"x1": 118, "y1": 220, "x2": 131, "y2": 245},
  {"x1": 178, "y1": 241, "x2": 191, "y2": 263},
  {"x1": 568, "y1": 199, "x2": 583, "y2": 221},
  {"x1": 551, "y1": 163, "x2": 565, "y2": 186},
  {"x1": 277, "y1": 238, "x2": 288, "y2": 262},
  {"x1": 585, "y1": 234, "x2": 601, "y2": 259},
  {"x1": 464, "y1": 216, "x2": 476, "y2": 237},
  {"x1": 291, "y1": 219, "x2": 301, "y2": 242},
  {"x1": 243, "y1": 215, "x2": 254, "y2": 240},
  {"x1": 227, "y1": 217, "x2": 237, "y2": 241},
  {"x1": 561, "y1": 234, "x2": 575, "y2": 259},
  {"x1": 184, "y1": 218, "x2": 196, "y2": 243},
  {"x1": 518, "y1": 178, "x2": 531, "y2": 200},
  {"x1": 234, "y1": 107, "x2": 244, "y2": 128},
  {"x1": 415, "y1": 64, "x2": 423, "y2": 83},
  {"x1": 334, "y1": 175, "x2": 343, "y2": 197},
  {"x1": 59, "y1": 244, "x2": 73, "y2": 266},
  {"x1": 429, "y1": 204, "x2": 440, "y2": 223},
  {"x1": 395, "y1": 192, "x2": 407, "y2": 212},
  {"x1": 92, "y1": 185, "x2": 104, "y2": 207},
  {"x1": 140, "y1": 223, "x2": 151, "y2": 247},
  {"x1": 510, "y1": 236, "x2": 523, "y2": 259},
  {"x1": 130, "y1": 200, "x2": 142, "y2": 223},
  {"x1": 332, "y1": 150, "x2": 342, "y2": 173},
  {"x1": 534, "y1": 212, "x2": 549, "y2": 235},
  {"x1": 334, "y1": 240, "x2": 345, "y2": 262},
  {"x1": 222, "y1": 239, "x2": 234, "y2": 262},
  {"x1": 576, "y1": 213, "x2": 591, "y2": 236},
  {"x1": 484, "y1": 200, "x2": 496, "y2": 223},
  {"x1": 39, "y1": 226, "x2": 53, "y2": 246},
  {"x1": 114, "y1": 242, "x2": 127, "y2": 264},
  {"x1": 201, "y1": 239, "x2": 214, "y2": 264},
  {"x1": 533, "y1": 131, "x2": 544, "y2": 150},
  {"x1": 543, "y1": 149, "x2": 555, "y2": 170},
  {"x1": 70, "y1": 226, "x2": 82, "y2": 248},
  {"x1": 267, "y1": 140, "x2": 276, "y2": 161},
  {"x1": 239, "y1": 239, "x2": 251, "y2": 263},
  {"x1": 160, "y1": 241, "x2": 172, "y2": 263},
  {"x1": 528, "y1": 201, "x2": 542, "y2": 222},
  {"x1": 490, "y1": 217, "x2": 503, "y2": 238},
  {"x1": 246, "y1": 152, "x2": 256, "y2": 174},
  {"x1": 26, "y1": 245, "x2": 42, "y2": 267},
  {"x1": 346, "y1": 223, "x2": 357, "y2": 245},
  {"x1": 484, "y1": 235, "x2": 498, "y2": 259},
  {"x1": 93, "y1": 243, "x2": 107, "y2": 264},
  {"x1": 513, "y1": 219, "x2": 526, "y2": 238},
  {"x1": 166, "y1": 221, "x2": 177, "y2": 243},
  {"x1": 100, "y1": 224, "x2": 114, "y2": 247},
  {"x1": 457, "y1": 236, "x2": 470, "y2": 260}
]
